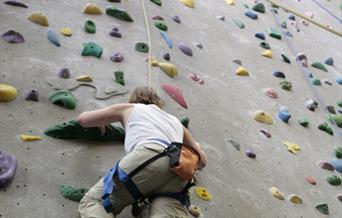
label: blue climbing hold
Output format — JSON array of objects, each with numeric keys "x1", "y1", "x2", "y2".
[
  {"x1": 244, "y1": 11, "x2": 258, "y2": 20},
  {"x1": 278, "y1": 107, "x2": 291, "y2": 123},
  {"x1": 324, "y1": 57, "x2": 333, "y2": 66},
  {"x1": 336, "y1": 77, "x2": 342, "y2": 85},
  {"x1": 330, "y1": 159, "x2": 342, "y2": 173},
  {"x1": 47, "y1": 28, "x2": 60, "y2": 47},
  {"x1": 255, "y1": 32, "x2": 265, "y2": 40},
  {"x1": 288, "y1": 15, "x2": 295, "y2": 21},
  {"x1": 160, "y1": 31, "x2": 172, "y2": 49},
  {"x1": 273, "y1": 71, "x2": 286, "y2": 79}
]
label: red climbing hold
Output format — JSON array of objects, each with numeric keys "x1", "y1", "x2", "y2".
[{"x1": 161, "y1": 84, "x2": 188, "y2": 109}]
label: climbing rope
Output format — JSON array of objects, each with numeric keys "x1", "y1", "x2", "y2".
[
  {"x1": 141, "y1": 0, "x2": 153, "y2": 87},
  {"x1": 311, "y1": 0, "x2": 342, "y2": 24}
]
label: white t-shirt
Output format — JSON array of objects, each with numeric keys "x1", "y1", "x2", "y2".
[{"x1": 124, "y1": 104, "x2": 184, "y2": 153}]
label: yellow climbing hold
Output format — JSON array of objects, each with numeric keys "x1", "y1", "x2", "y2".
[
  {"x1": 0, "y1": 84, "x2": 17, "y2": 102},
  {"x1": 270, "y1": 187, "x2": 285, "y2": 200},
  {"x1": 253, "y1": 110, "x2": 273, "y2": 124},
  {"x1": 179, "y1": 0, "x2": 195, "y2": 8},
  {"x1": 226, "y1": 0, "x2": 235, "y2": 5},
  {"x1": 283, "y1": 141, "x2": 301, "y2": 154},
  {"x1": 83, "y1": 3, "x2": 103, "y2": 15},
  {"x1": 60, "y1": 28, "x2": 72, "y2": 36},
  {"x1": 77, "y1": 75, "x2": 93, "y2": 82},
  {"x1": 235, "y1": 66, "x2": 249, "y2": 76},
  {"x1": 20, "y1": 134, "x2": 42, "y2": 141},
  {"x1": 158, "y1": 62, "x2": 178, "y2": 78},
  {"x1": 261, "y1": 50, "x2": 273, "y2": 58},
  {"x1": 195, "y1": 186, "x2": 212, "y2": 201},
  {"x1": 148, "y1": 58, "x2": 160, "y2": 67},
  {"x1": 288, "y1": 194, "x2": 303, "y2": 204},
  {"x1": 27, "y1": 12, "x2": 49, "y2": 26}
]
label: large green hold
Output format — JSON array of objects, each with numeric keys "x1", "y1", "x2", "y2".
[
  {"x1": 44, "y1": 119, "x2": 125, "y2": 142},
  {"x1": 318, "y1": 122, "x2": 333, "y2": 135},
  {"x1": 82, "y1": 42, "x2": 103, "y2": 58},
  {"x1": 151, "y1": 0, "x2": 161, "y2": 6},
  {"x1": 315, "y1": 203, "x2": 329, "y2": 215},
  {"x1": 327, "y1": 114, "x2": 342, "y2": 128},
  {"x1": 335, "y1": 147, "x2": 342, "y2": 159},
  {"x1": 252, "y1": 3, "x2": 265, "y2": 13},
  {"x1": 267, "y1": 27, "x2": 282, "y2": 40},
  {"x1": 298, "y1": 117, "x2": 309, "y2": 127},
  {"x1": 106, "y1": 7, "x2": 133, "y2": 22},
  {"x1": 84, "y1": 20, "x2": 96, "y2": 33},
  {"x1": 311, "y1": 62, "x2": 328, "y2": 72},
  {"x1": 49, "y1": 90, "x2": 76, "y2": 109},
  {"x1": 59, "y1": 184, "x2": 89, "y2": 202},
  {"x1": 155, "y1": 21, "x2": 167, "y2": 31},
  {"x1": 179, "y1": 117, "x2": 190, "y2": 128},
  {"x1": 327, "y1": 175, "x2": 341, "y2": 186},
  {"x1": 114, "y1": 70, "x2": 125, "y2": 86}
]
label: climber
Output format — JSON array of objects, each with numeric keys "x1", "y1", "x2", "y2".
[{"x1": 77, "y1": 86, "x2": 207, "y2": 218}]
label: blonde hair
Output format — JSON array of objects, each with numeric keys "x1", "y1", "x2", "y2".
[{"x1": 128, "y1": 86, "x2": 164, "y2": 108}]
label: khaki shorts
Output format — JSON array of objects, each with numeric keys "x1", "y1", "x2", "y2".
[{"x1": 79, "y1": 143, "x2": 189, "y2": 218}]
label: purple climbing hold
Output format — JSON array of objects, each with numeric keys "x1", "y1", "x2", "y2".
[
  {"x1": 245, "y1": 149, "x2": 256, "y2": 158},
  {"x1": 0, "y1": 150, "x2": 17, "y2": 188},
  {"x1": 4, "y1": 1, "x2": 28, "y2": 8},
  {"x1": 255, "y1": 32, "x2": 265, "y2": 40},
  {"x1": 1, "y1": 30, "x2": 25, "y2": 43},
  {"x1": 110, "y1": 52, "x2": 124, "y2": 62},
  {"x1": 318, "y1": 160, "x2": 334, "y2": 171},
  {"x1": 23, "y1": 89, "x2": 39, "y2": 101},
  {"x1": 58, "y1": 68, "x2": 71, "y2": 78},
  {"x1": 163, "y1": 53, "x2": 170, "y2": 61},
  {"x1": 296, "y1": 53, "x2": 308, "y2": 67},
  {"x1": 305, "y1": 99, "x2": 318, "y2": 111},
  {"x1": 152, "y1": 15, "x2": 164, "y2": 20},
  {"x1": 109, "y1": 27, "x2": 122, "y2": 38},
  {"x1": 172, "y1": 15, "x2": 181, "y2": 23},
  {"x1": 273, "y1": 71, "x2": 286, "y2": 79},
  {"x1": 177, "y1": 42, "x2": 193, "y2": 56}
]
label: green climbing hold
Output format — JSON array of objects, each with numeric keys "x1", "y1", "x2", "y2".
[
  {"x1": 233, "y1": 19, "x2": 245, "y2": 29},
  {"x1": 279, "y1": 80, "x2": 292, "y2": 91},
  {"x1": 267, "y1": 27, "x2": 282, "y2": 40},
  {"x1": 315, "y1": 203, "x2": 329, "y2": 215},
  {"x1": 243, "y1": 4, "x2": 249, "y2": 9},
  {"x1": 298, "y1": 117, "x2": 309, "y2": 127},
  {"x1": 311, "y1": 62, "x2": 328, "y2": 72},
  {"x1": 151, "y1": 0, "x2": 161, "y2": 6},
  {"x1": 154, "y1": 21, "x2": 167, "y2": 31},
  {"x1": 338, "y1": 99, "x2": 342, "y2": 108},
  {"x1": 311, "y1": 78, "x2": 321, "y2": 86},
  {"x1": 114, "y1": 70, "x2": 125, "y2": 86},
  {"x1": 335, "y1": 147, "x2": 342, "y2": 159},
  {"x1": 180, "y1": 117, "x2": 190, "y2": 128},
  {"x1": 135, "y1": 42, "x2": 149, "y2": 53},
  {"x1": 106, "y1": 7, "x2": 133, "y2": 22},
  {"x1": 252, "y1": 3, "x2": 265, "y2": 13},
  {"x1": 49, "y1": 90, "x2": 76, "y2": 109},
  {"x1": 82, "y1": 42, "x2": 103, "y2": 58},
  {"x1": 327, "y1": 114, "x2": 342, "y2": 128},
  {"x1": 84, "y1": 20, "x2": 96, "y2": 33},
  {"x1": 327, "y1": 175, "x2": 341, "y2": 186},
  {"x1": 59, "y1": 184, "x2": 89, "y2": 202},
  {"x1": 318, "y1": 122, "x2": 333, "y2": 135},
  {"x1": 271, "y1": 3, "x2": 279, "y2": 8},
  {"x1": 260, "y1": 41, "x2": 270, "y2": 49},
  {"x1": 44, "y1": 119, "x2": 125, "y2": 142},
  {"x1": 281, "y1": 53, "x2": 291, "y2": 63}
]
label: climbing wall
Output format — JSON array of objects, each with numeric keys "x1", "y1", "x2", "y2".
[{"x1": 0, "y1": 0, "x2": 341, "y2": 217}]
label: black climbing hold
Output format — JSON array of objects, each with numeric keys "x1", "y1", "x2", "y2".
[
  {"x1": 326, "y1": 105, "x2": 336, "y2": 114},
  {"x1": 23, "y1": 89, "x2": 39, "y2": 101},
  {"x1": 163, "y1": 53, "x2": 170, "y2": 61},
  {"x1": 281, "y1": 53, "x2": 291, "y2": 64},
  {"x1": 228, "y1": 139, "x2": 240, "y2": 151},
  {"x1": 273, "y1": 71, "x2": 286, "y2": 79},
  {"x1": 114, "y1": 70, "x2": 125, "y2": 86},
  {"x1": 180, "y1": 117, "x2": 190, "y2": 128},
  {"x1": 135, "y1": 42, "x2": 149, "y2": 53},
  {"x1": 245, "y1": 149, "x2": 256, "y2": 158},
  {"x1": 260, "y1": 41, "x2": 270, "y2": 49},
  {"x1": 58, "y1": 68, "x2": 71, "y2": 78},
  {"x1": 288, "y1": 15, "x2": 295, "y2": 21},
  {"x1": 4, "y1": 1, "x2": 28, "y2": 8},
  {"x1": 255, "y1": 32, "x2": 265, "y2": 40},
  {"x1": 305, "y1": 99, "x2": 318, "y2": 111}
]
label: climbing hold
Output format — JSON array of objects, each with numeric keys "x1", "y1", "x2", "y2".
[
  {"x1": 278, "y1": 107, "x2": 291, "y2": 123},
  {"x1": 318, "y1": 122, "x2": 333, "y2": 135},
  {"x1": 60, "y1": 28, "x2": 72, "y2": 36},
  {"x1": 232, "y1": 59, "x2": 242, "y2": 65},
  {"x1": 81, "y1": 42, "x2": 103, "y2": 58},
  {"x1": 245, "y1": 11, "x2": 258, "y2": 20},
  {"x1": 324, "y1": 57, "x2": 333, "y2": 66},
  {"x1": 58, "y1": 68, "x2": 71, "y2": 79},
  {"x1": 327, "y1": 175, "x2": 341, "y2": 186},
  {"x1": 311, "y1": 62, "x2": 328, "y2": 72},
  {"x1": 0, "y1": 84, "x2": 17, "y2": 102},
  {"x1": 270, "y1": 187, "x2": 284, "y2": 200},
  {"x1": 154, "y1": 21, "x2": 168, "y2": 31},
  {"x1": 59, "y1": 184, "x2": 89, "y2": 202},
  {"x1": 288, "y1": 194, "x2": 303, "y2": 204},
  {"x1": 288, "y1": 15, "x2": 295, "y2": 21},
  {"x1": 281, "y1": 53, "x2": 291, "y2": 64},
  {"x1": 4, "y1": 1, "x2": 28, "y2": 8},
  {"x1": 305, "y1": 99, "x2": 318, "y2": 111},
  {"x1": 83, "y1": 3, "x2": 103, "y2": 15},
  {"x1": 152, "y1": 15, "x2": 164, "y2": 20},
  {"x1": 337, "y1": 194, "x2": 342, "y2": 202},
  {"x1": 23, "y1": 89, "x2": 39, "y2": 101},
  {"x1": 44, "y1": 119, "x2": 125, "y2": 141},
  {"x1": 260, "y1": 129, "x2": 271, "y2": 138},
  {"x1": 315, "y1": 203, "x2": 329, "y2": 215},
  {"x1": 279, "y1": 80, "x2": 292, "y2": 91},
  {"x1": 20, "y1": 134, "x2": 42, "y2": 141},
  {"x1": 252, "y1": 3, "x2": 265, "y2": 13},
  {"x1": 160, "y1": 31, "x2": 172, "y2": 49},
  {"x1": 226, "y1": 0, "x2": 235, "y2": 5},
  {"x1": 77, "y1": 75, "x2": 93, "y2": 82},
  {"x1": 305, "y1": 176, "x2": 316, "y2": 185},
  {"x1": 1, "y1": 30, "x2": 25, "y2": 43},
  {"x1": 283, "y1": 141, "x2": 300, "y2": 154},
  {"x1": 163, "y1": 53, "x2": 170, "y2": 61},
  {"x1": 296, "y1": 53, "x2": 308, "y2": 67},
  {"x1": 298, "y1": 117, "x2": 309, "y2": 127},
  {"x1": 194, "y1": 187, "x2": 212, "y2": 201},
  {"x1": 327, "y1": 114, "x2": 342, "y2": 128},
  {"x1": 180, "y1": 117, "x2": 190, "y2": 128},
  {"x1": 188, "y1": 204, "x2": 201, "y2": 217},
  {"x1": 337, "y1": 77, "x2": 342, "y2": 85},
  {"x1": 273, "y1": 71, "x2": 286, "y2": 79},
  {"x1": 109, "y1": 27, "x2": 122, "y2": 38},
  {"x1": 261, "y1": 50, "x2": 272, "y2": 58},
  {"x1": 253, "y1": 110, "x2": 273, "y2": 124},
  {"x1": 106, "y1": 7, "x2": 134, "y2": 22},
  {"x1": 27, "y1": 12, "x2": 49, "y2": 26},
  {"x1": 318, "y1": 161, "x2": 334, "y2": 171},
  {"x1": 150, "y1": 0, "x2": 162, "y2": 6},
  {"x1": 216, "y1": 15, "x2": 225, "y2": 21},
  {"x1": 110, "y1": 52, "x2": 124, "y2": 62},
  {"x1": 193, "y1": 42, "x2": 203, "y2": 49},
  {"x1": 158, "y1": 63, "x2": 178, "y2": 78},
  {"x1": 335, "y1": 147, "x2": 342, "y2": 159},
  {"x1": 326, "y1": 105, "x2": 336, "y2": 114},
  {"x1": 177, "y1": 42, "x2": 193, "y2": 56},
  {"x1": 48, "y1": 90, "x2": 76, "y2": 109},
  {"x1": 0, "y1": 150, "x2": 17, "y2": 188},
  {"x1": 233, "y1": 19, "x2": 245, "y2": 29},
  {"x1": 135, "y1": 42, "x2": 149, "y2": 53},
  {"x1": 260, "y1": 42, "x2": 270, "y2": 49},
  {"x1": 114, "y1": 70, "x2": 125, "y2": 86},
  {"x1": 311, "y1": 78, "x2": 321, "y2": 86},
  {"x1": 267, "y1": 28, "x2": 281, "y2": 40},
  {"x1": 330, "y1": 159, "x2": 342, "y2": 173},
  {"x1": 172, "y1": 15, "x2": 181, "y2": 24},
  {"x1": 284, "y1": 31, "x2": 293, "y2": 38},
  {"x1": 235, "y1": 66, "x2": 249, "y2": 76},
  {"x1": 47, "y1": 29, "x2": 60, "y2": 47},
  {"x1": 228, "y1": 139, "x2": 240, "y2": 150},
  {"x1": 190, "y1": 73, "x2": 204, "y2": 84},
  {"x1": 245, "y1": 149, "x2": 256, "y2": 158},
  {"x1": 323, "y1": 80, "x2": 332, "y2": 86},
  {"x1": 338, "y1": 100, "x2": 342, "y2": 108},
  {"x1": 304, "y1": 11, "x2": 314, "y2": 19},
  {"x1": 179, "y1": 0, "x2": 195, "y2": 8},
  {"x1": 84, "y1": 20, "x2": 96, "y2": 33},
  {"x1": 255, "y1": 32, "x2": 265, "y2": 40},
  {"x1": 161, "y1": 84, "x2": 187, "y2": 109},
  {"x1": 280, "y1": 21, "x2": 287, "y2": 29}
]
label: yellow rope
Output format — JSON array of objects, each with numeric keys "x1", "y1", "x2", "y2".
[
  {"x1": 265, "y1": 0, "x2": 342, "y2": 37},
  {"x1": 141, "y1": 0, "x2": 153, "y2": 87}
]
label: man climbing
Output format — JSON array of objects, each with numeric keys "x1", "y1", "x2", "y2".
[{"x1": 77, "y1": 86, "x2": 208, "y2": 218}]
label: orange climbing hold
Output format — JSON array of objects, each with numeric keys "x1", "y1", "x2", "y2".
[{"x1": 195, "y1": 186, "x2": 212, "y2": 201}]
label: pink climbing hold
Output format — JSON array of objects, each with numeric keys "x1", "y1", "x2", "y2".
[
  {"x1": 263, "y1": 88, "x2": 278, "y2": 98},
  {"x1": 305, "y1": 176, "x2": 316, "y2": 185},
  {"x1": 318, "y1": 160, "x2": 334, "y2": 171},
  {"x1": 190, "y1": 73, "x2": 204, "y2": 85},
  {"x1": 161, "y1": 84, "x2": 188, "y2": 109}
]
